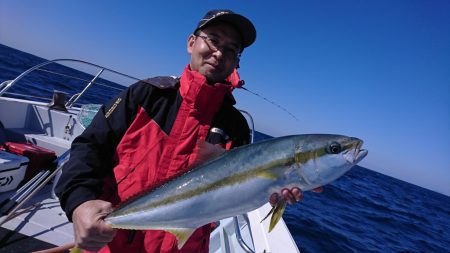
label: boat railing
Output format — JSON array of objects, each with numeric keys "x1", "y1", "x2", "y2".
[
  {"x1": 0, "y1": 59, "x2": 139, "y2": 107},
  {"x1": 234, "y1": 110, "x2": 256, "y2": 253}
]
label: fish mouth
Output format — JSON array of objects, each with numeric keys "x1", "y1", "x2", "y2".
[
  {"x1": 345, "y1": 140, "x2": 368, "y2": 164},
  {"x1": 355, "y1": 148, "x2": 368, "y2": 164}
]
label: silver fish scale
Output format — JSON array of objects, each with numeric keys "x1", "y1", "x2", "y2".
[{"x1": 105, "y1": 134, "x2": 366, "y2": 230}]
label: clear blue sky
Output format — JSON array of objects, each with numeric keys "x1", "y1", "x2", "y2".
[{"x1": 1, "y1": 1, "x2": 449, "y2": 195}]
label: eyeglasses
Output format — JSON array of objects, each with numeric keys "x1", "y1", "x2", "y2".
[{"x1": 195, "y1": 34, "x2": 241, "y2": 60}]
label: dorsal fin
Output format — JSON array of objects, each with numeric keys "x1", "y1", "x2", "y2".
[{"x1": 191, "y1": 140, "x2": 226, "y2": 168}]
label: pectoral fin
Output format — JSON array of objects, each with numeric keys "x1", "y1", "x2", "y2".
[
  {"x1": 261, "y1": 204, "x2": 276, "y2": 223},
  {"x1": 166, "y1": 228, "x2": 196, "y2": 249},
  {"x1": 260, "y1": 199, "x2": 287, "y2": 232},
  {"x1": 269, "y1": 199, "x2": 286, "y2": 232}
]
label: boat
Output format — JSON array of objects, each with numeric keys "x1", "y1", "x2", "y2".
[{"x1": 0, "y1": 59, "x2": 300, "y2": 252}]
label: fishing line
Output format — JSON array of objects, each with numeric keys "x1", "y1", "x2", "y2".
[{"x1": 239, "y1": 87, "x2": 299, "y2": 121}]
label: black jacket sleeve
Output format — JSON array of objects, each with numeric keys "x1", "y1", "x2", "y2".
[{"x1": 55, "y1": 81, "x2": 153, "y2": 221}]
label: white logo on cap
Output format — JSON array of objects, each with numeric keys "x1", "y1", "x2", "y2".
[{"x1": 201, "y1": 11, "x2": 230, "y2": 22}]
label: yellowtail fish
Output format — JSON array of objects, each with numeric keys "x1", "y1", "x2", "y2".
[{"x1": 103, "y1": 134, "x2": 367, "y2": 249}]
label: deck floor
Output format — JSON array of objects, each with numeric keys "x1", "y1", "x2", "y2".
[
  {"x1": 0, "y1": 184, "x2": 74, "y2": 252},
  {"x1": 0, "y1": 227, "x2": 56, "y2": 252}
]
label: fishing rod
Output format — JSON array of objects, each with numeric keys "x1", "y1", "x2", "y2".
[
  {"x1": 0, "y1": 170, "x2": 50, "y2": 216},
  {"x1": 0, "y1": 150, "x2": 70, "y2": 226}
]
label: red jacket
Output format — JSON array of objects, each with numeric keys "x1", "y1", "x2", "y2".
[{"x1": 56, "y1": 66, "x2": 250, "y2": 252}]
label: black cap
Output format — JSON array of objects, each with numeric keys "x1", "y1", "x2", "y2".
[{"x1": 194, "y1": 9, "x2": 256, "y2": 49}]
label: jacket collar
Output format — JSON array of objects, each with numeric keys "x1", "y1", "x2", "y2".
[{"x1": 179, "y1": 65, "x2": 237, "y2": 114}]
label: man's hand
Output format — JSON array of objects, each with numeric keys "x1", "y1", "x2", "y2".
[
  {"x1": 72, "y1": 199, "x2": 117, "y2": 251},
  {"x1": 270, "y1": 187, "x2": 323, "y2": 206}
]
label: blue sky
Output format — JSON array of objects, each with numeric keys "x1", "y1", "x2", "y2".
[{"x1": 1, "y1": 1, "x2": 449, "y2": 195}]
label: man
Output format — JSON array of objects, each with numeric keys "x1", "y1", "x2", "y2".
[{"x1": 56, "y1": 9, "x2": 305, "y2": 252}]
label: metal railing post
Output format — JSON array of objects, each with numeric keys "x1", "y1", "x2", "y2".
[
  {"x1": 233, "y1": 109, "x2": 256, "y2": 253},
  {"x1": 0, "y1": 59, "x2": 141, "y2": 102},
  {"x1": 233, "y1": 216, "x2": 255, "y2": 253},
  {"x1": 65, "y1": 68, "x2": 104, "y2": 108}
]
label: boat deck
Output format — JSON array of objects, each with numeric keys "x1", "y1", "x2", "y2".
[{"x1": 0, "y1": 185, "x2": 73, "y2": 252}]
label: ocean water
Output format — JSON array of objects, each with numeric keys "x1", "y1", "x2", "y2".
[
  {"x1": 1, "y1": 43, "x2": 450, "y2": 252},
  {"x1": 0, "y1": 44, "x2": 127, "y2": 106}
]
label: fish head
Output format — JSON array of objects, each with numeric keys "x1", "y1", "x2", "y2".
[{"x1": 294, "y1": 134, "x2": 368, "y2": 190}]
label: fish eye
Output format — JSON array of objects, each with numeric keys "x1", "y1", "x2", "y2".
[{"x1": 327, "y1": 142, "x2": 342, "y2": 154}]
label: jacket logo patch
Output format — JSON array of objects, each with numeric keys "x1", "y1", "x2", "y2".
[{"x1": 105, "y1": 97, "x2": 122, "y2": 118}]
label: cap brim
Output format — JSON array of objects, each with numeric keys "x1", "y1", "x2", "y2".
[{"x1": 197, "y1": 13, "x2": 256, "y2": 48}]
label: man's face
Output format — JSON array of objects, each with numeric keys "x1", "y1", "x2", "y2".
[{"x1": 187, "y1": 23, "x2": 242, "y2": 84}]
